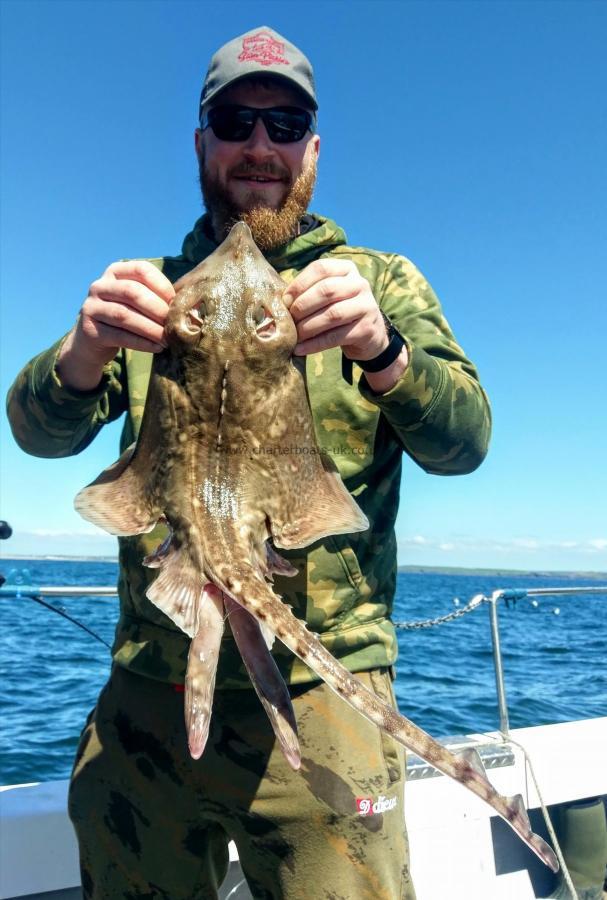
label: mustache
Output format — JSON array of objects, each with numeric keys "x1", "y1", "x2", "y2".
[
  {"x1": 199, "y1": 153, "x2": 317, "y2": 250},
  {"x1": 229, "y1": 161, "x2": 290, "y2": 181}
]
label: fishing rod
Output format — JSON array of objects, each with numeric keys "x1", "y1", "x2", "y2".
[
  {"x1": 0, "y1": 520, "x2": 115, "y2": 649},
  {"x1": 0, "y1": 584, "x2": 116, "y2": 649}
]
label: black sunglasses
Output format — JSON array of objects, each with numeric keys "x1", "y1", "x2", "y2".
[{"x1": 201, "y1": 105, "x2": 314, "y2": 144}]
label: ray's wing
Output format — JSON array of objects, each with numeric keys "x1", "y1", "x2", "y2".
[
  {"x1": 261, "y1": 362, "x2": 368, "y2": 550},
  {"x1": 74, "y1": 352, "x2": 189, "y2": 536},
  {"x1": 74, "y1": 441, "x2": 159, "y2": 535}
]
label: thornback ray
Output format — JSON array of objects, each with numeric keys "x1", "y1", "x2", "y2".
[{"x1": 74, "y1": 221, "x2": 558, "y2": 873}]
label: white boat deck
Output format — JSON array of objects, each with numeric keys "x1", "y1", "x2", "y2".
[{"x1": 1, "y1": 717, "x2": 606, "y2": 900}]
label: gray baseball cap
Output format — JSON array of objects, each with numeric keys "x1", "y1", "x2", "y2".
[{"x1": 199, "y1": 27, "x2": 318, "y2": 118}]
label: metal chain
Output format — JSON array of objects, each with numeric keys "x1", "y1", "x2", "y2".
[{"x1": 393, "y1": 592, "x2": 489, "y2": 630}]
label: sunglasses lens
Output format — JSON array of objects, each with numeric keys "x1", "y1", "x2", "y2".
[
  {"x1": 207, "y1": 107, "x2": 256, "y2": 142},
  {"x1": 264, "y1": 108, "x2": 311, "y2": 143},
  {"x1": 205, "y1": 106, "x2": 312, "y2": 143}
]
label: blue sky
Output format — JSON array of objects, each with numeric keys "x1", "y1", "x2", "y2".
[{"x1": 1, "y1": 0, "x2": 605, "y2": 570}]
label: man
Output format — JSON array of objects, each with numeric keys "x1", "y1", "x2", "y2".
[{"x1": 7, "y1": 27, "x2": 491, "y2": 900}]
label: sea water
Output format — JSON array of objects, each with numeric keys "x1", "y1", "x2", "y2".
[{"x1": 1, "y1": 557, "x2": 605, "y2": 784}]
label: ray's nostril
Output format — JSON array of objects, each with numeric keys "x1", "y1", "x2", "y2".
[
  {"x1": 186, "y1": 303, "x2": 207, "y2": 333},
  {"x1": 253, "y1": 303, "x2": 276, "y2": 337},
  {"x1": 254, "y1": 306, "x2": 277, "y2": 337}
]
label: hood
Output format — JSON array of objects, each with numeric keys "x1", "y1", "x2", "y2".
[{"x1": 180, "y1": 214, "x2": 347, "y2": 272}]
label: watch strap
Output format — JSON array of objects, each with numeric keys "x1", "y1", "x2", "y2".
[{"x1": 351, "y1": 313, "x2": 405, "y2": 373}]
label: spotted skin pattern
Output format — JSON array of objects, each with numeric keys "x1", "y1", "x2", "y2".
[
  {"x1": 8, "y1": 214, "x2": 503, "y2": 894},
  {"x1": 6, "y1": 214, "x2": 492, "y2": 690},
  {"x1": 67, "y1": 223, "x2": 555, "y2": 872}
]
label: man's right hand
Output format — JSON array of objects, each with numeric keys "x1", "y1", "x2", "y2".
[{"x1": 56, "y1": 261, "x2": 176, "y2": 392}]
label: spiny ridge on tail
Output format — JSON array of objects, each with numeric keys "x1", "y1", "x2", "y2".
[
  {"x1": 454, "y1": 746, "x2": 486, "y2": 779},
  {"x1": 223, "y1": 568, "x2": 559, "y2": 873},
  {"x1": 449, "y1": 750, "x2": 559, "y2": 873},
  {"x1": 506, "y1": 794, "x2": 559, "y2": 872}
]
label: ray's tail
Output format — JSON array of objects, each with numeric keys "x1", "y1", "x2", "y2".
[{"x1": 222, "y1": 567, "x2": 558, "y2": 873}]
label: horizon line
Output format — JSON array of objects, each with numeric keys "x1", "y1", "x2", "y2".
[{"x1": 1, "y1": 553, "x2": 606, "y2": 578}]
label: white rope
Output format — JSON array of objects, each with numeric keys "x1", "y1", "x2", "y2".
[{"x1": 482, "y1": 730, "x2": 579, "y2": 899}]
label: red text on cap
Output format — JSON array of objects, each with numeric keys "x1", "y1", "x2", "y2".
[{"x1": 238, "y1": 31, "x2": 290, "y2": 67}]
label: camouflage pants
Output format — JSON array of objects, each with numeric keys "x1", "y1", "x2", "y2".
[{"x1": 68, "y1": 665, "x2": 416, "y2": 900}]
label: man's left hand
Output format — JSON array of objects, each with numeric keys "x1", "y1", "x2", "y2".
[{"x1": 283, "y1": 259, "x2": 389, "y2": 360}]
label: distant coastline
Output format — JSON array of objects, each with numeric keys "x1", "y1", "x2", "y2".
[
  {"x1": 397, "y1": 564, "x2": 607, "y2": 579},
  {"x1": 1, "y1": 554, "x2": 118, "y2": 564},
  {"x1": 1, "y1": 554, "x2": 605, "y2": 579}
]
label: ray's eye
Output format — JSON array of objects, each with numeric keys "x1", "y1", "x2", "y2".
[{"x1": 253, "y1": 304, "x2": 276, "y2": 337}]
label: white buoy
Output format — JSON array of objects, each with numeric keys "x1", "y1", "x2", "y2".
[
  {"x1": 531, "y1": 599, "x2": 539, "y2": 608},
  {"x1": 553, "y1": 607, "x2": 561, "y2": 615},
  {"x1": 453, "y1": 597, "x2": 460, "y2": 606}
]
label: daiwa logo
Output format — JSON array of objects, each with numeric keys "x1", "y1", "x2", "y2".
[{"x1": 356, "y1": 795, "x2": 398, "y2": 816}]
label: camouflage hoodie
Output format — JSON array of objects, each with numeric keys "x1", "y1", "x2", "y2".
[{"x1": 7, "y1": 216, "x2": 491, "y2": 687}]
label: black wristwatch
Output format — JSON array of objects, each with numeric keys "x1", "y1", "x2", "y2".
[
  {"x1": 355, "y1": 312, "x2": 406, "y2": 372},
  {"x1": 342, "y1": 313, "x2": 405, "y2": 383}
]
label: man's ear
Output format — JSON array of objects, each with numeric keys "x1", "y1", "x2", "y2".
[{"x1": 194, "y1": 128, "x2": 204, "y2": 162}]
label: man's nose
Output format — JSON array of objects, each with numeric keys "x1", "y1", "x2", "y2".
[{"x1": 242, "y1": 117, "x2": 275, "y2": 158}]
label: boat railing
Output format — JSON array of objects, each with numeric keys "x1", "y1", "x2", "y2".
[
  {"x1": 1, "y1": 576, "x2": 606, "y2": 744},
  {"x1": 0, "y1": 580, "x2": 118, "y2": 649},
  {"x1": 393, "y1": 583, "x2": 607, "y2": 742},
  {"x1": 3, "y1": 572, "x2": 605, "y2": 900},
  {"x1": 486, "y1": 586, "x2": 607, "y2": 737}
]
